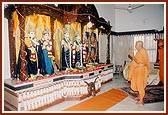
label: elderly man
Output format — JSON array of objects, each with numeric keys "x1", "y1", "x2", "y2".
[{"x1": 128, "y1": 41, "x2": 150, "y2": 105}]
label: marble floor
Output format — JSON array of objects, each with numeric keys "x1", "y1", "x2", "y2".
[{"x1": 43, "y1": 74, "x2": 165, "y2": 113}]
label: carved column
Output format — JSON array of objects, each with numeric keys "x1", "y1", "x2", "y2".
[
  {"x1": 50, "y1": 18, "x2": 55, "y2": 56},
  {"x1": 18, "y1": 5, "x2": 29, "y2": 81},
  {"x1": 96, "y1": 38, "x2": 99, "y2": 63},
  {"x1": 8, "y1": 18, "x2": 16, "y2": 78},
  {"x1": 106, "y1": 26, "x2": 112, "y2": 64}
]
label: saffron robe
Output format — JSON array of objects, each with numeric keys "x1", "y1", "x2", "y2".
[
  {"x1": 128, "y1": 48, "x2": 150, "y2": 99},
  {"x1": 158, "y1": 47, "x2": 164, "y2": 83}
]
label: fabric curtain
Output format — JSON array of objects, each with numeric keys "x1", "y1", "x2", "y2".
[
  {"x1": 99, "y1": 33, "x2": 107, "y2": 63},
  {"x1": 133, "y1": 34, "x2": 157, "y2": 63},
  {"x1": 112, "y1": 33, "x2": 157, "y2": 69},
  {"x1": 53, "y1": 19, "x2": 63, "y2": 68},
  {"x1": 13, "y1": 11, "x2": 20, "y2": 64},
  {"x1": 70, "y1": 22, "x2": 81, "y2": 42},
  {"x1": 25, "y1": 14, "x2": 51, "y2": 40},
  {"x1": 112, "y1": 35, "x2": 134, "y2": 66}
]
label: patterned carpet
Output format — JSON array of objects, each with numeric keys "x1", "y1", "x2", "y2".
[
  {"x1": 120, "y1": 85, "x2": 164, "y2": 104},
  {"x1": 64, "y1": 88, "x2": 128, "y2": 111}
]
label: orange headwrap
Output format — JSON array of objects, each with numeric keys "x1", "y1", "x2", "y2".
[{"x1": 158, "y1": 39, "x2": 164, "y2": 47}]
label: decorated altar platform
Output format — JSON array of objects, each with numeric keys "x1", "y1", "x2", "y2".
[{"x1": 4, "y1": 64, "x2": 113, "y2": 111}]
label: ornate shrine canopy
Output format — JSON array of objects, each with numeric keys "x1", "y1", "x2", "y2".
[{"x1": 4, "y1": 4, "x2": 111, "y2": 31}]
